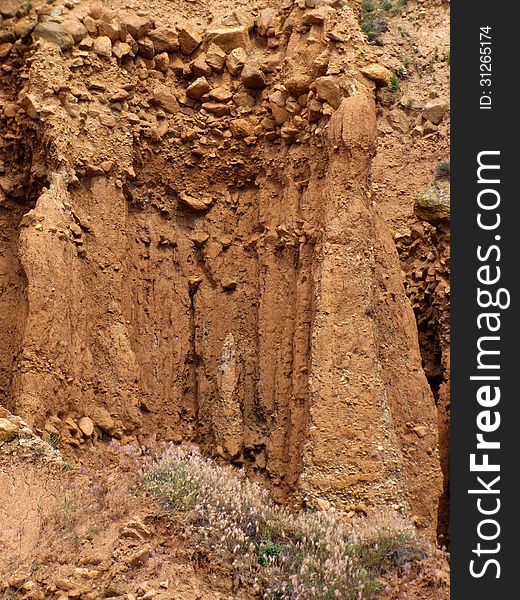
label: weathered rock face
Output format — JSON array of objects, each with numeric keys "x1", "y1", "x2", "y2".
[{"x1": 0, "y1": 0, "x2": 442, "y2": 532}]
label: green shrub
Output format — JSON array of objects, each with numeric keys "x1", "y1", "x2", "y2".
[{"x1": 435, "y1": 162, "x2": 451, "y2": 180}]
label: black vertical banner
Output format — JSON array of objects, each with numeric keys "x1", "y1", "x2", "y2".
[{"x1": 451, "y1": 1, "x2": 518, "y2": 598}]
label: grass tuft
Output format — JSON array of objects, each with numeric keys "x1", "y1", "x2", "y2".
[{"x1": 143, "y1": 446, "x2": 434, "y2": 599}]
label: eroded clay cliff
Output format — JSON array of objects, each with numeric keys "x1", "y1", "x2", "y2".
[{"x1": 0, "y1": 0, "x2": 445, "y2": 533}]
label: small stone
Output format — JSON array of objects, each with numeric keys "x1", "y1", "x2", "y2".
[
  {"x1": 270, "y1": 103, "x2": 289, "y2": 125},
  {"x1": 226, "y1": 47, "x2": 247, "y2": 76},
  {"x1": 154, "y1": 52, "x2": 169, "y2": 73},
  {"x1": 13, "y1": 21, "x2": 36, "y2": 39},
  {"x1": 178, "y1": 22, "x2": 202, "y2": 54},
  {"x1": 120, "y1": 516, "x2": 152, "y2": 541},
  {"x1": 315, "y1": 497, "x2": 331, "y2": 511},
  {"x1": 0, "y1": 0, "x2": 18, "y2": 18},
  {"x1": 0, "y1": 418, "x2": 18, "y2": 442},
  {"x1": 137, "y1": 37, "x2": 155, "y2": 59},
  {"x1": 3, "y1": 102, "x2": 18, "y2": 118},
  {"x1": 55, "y1": 578, "x2": 75, "y2": 592},
  {"x1": 256, "y1": 9, "x2": 275, "y2": 36},
  {"x1": 20, "y1": 94, "x2": 39, "y2": 119},
  {"x1": 82, "y1": 16, "x2": 98, "y2": 35},
  {"x1": 186, "y1": 76, "x2": 210, "y2": 100},
  {"x1": 33, "y1": 23, "x2": 75, "y2": 50},
  {"x1": 415, "y1": 180, "x2": 450, "y2": 223},
  {"x1": 241, "y1": 63, "x2": 266, "y2": 89},
  {"x1": 190, "y1": 231, "x2": 209, "y2": 246},
  {"x1": 360, "y1": 63, "x2": 392, "y2": 87},
  {"x1": 151, "y1": 87, "x2": 179, "y2": 114},
  {"x1": 205, "y1": 26, "x2": 250, "y2": 53},
  {"x1": 0, "y1": 42, "x2": 13, "y2": 59},
  {"x1": 314, "y1": 76, "x2": 341, "y2": 109},
  {"x1": 128, "y1": 547, "x2": 150, "y2": 567},
  {"x1": 221, "y1": 278, "x2": 237, "y2": 290},
  {"x1": 93, "y1": 35, "x2": 112, "y2": 58},
  {"x1": 122, "y1": 14, "x2": 152, "y2": 40},
  {"x1": 205, "y1": 43, "x2": 226, "y2": 72},
  {"x1": 78, "y1": 417, "x2": 94, "y2": 437},
  {"x1": 61, "y1": 19, "x2": 88, "y2": 43},
  {"x1": 112, "y1": 41, "x2": 132, "y2": 59},
  {"x1": 149, "y1": 27, "x2": 179, "y2": 53},
  {"x1": 302, "y1": 6, "x2": 335, "y2": 26},
  {"x1": 97, "y1": 20, "x2": 120, "y2": 42},
  {"x1": 192, "y1": 55, "x2": 212, "y2": 78},
  {"x1": 422, "y1": 100, "x2": 448, "y2": 125},
  {"x1": 281, "y1": 125, "x2": 298, "y2": 142},
  {"x1": 209, "y1": 86, "x2": 233, "y2": 103},
  {"x1": 413, "y1": 425, "x2": 428, "y2": 438},
  {"x1": 179, "y1": 193, "x2": 213, "y2": 212},
  {"x1": 201, "y1": 102, "x2": 230, "y2": 116},
  {"x1": 88, "y1": 3, "x2": 103, "y2": 20},
  {"x1": 230, "y1": 118, "x2": 254, "y2": 138}
]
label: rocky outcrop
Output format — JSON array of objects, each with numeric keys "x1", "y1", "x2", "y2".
[{"x1": 0, "y1": 0, "x2": 442, "y2": 532}]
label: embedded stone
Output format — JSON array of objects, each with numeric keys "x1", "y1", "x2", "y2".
[
  {"x1": 205, "y1": 42, "x2": 226, "y2": 72},
  {"x1": 314, "y1": 76, "x2": 341, "y2": 109},
  {"x1": 186, "y1": 77, "x2": 210, "y2": 100},
  {"x1": 240, "y1": 63, "x2": 266, "y2": 89},
  {"x1": 201, "y1": 102, "x2": 230, "y2": 116},
  {"x1": 422, "y1": 100, "x2": 448, "y2": 125},
  {"x1": 360, "y1": 63, "x2": 392, "y2": 87},
  {"x1": 205, "y1": 26, "x2": 250, "y2": 53},
  {"x1": 178, "y1": 22, "x2": 202, "y2": 54},
  {"x1": 151, "y1": 87, "x2": 179, "y2": 114},
  {"x1": 33, "y1": 23, "x2": 75, "y2": 50},
  {"x1": 149, "y1": 27, "x2": 179, "y2": 53},
  {"x1": 93, "y1": 35, "x2": 112, "y2": 58},
  {"x1": 122, "y1": 14, "x2": 152, "y2": 40},
  {"x1": 61, "y1": 19, "x2": 88, "y2": 43},
  {"x1": 226, "y1": 47, "x2": 247, "y2": 76}
]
